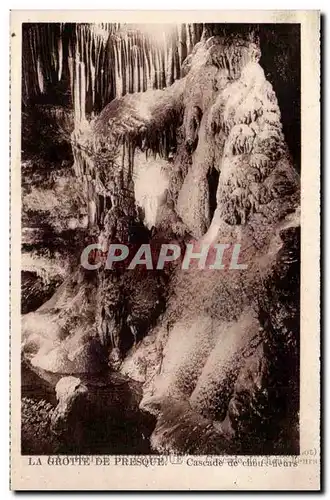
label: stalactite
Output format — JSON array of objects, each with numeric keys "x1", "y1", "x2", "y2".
[
  {"x1": 68, "y1": 42, "x2": 74, "y2": 103},
  {"x1": 80, "y1": 62, "x2": 86, "y2": 123},
  {"x1": 37, "y1": 58, "x2": 44, "y2": 94},
  {"x1": 124, "y1": 34, "x2": 129, "y2": 95},
  {"x1": 186, "y1": 24, "x2": 192, "y2": 54},
  {"x1": 50, "y1": 24, "x2": 57, "y2": 74},
  {"x1": 138, "y1": 46, "x2": 143, "y2": 93},
  {"x1": 115, "y1": 39, "x2": 123, "y2": 97},
  {"x1": 74, "y1": 57, "x2": 79, "y2": 125},
  {"x1": 58, "y1": 25, "x2": 63, "y2": 81},
  {"x1": 132, "y1": 45, "x2": 138, "y2": 93},
  {"x1": 22, "y1": 21, "x2": 203, "y2": 148},
  {"x1": 28, "y1": 29, "x2": 36, "y2": 95}
]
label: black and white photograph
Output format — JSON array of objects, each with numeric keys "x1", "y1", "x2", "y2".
[{"x1": 9, "y1": 11, "x2": 320, "y2": 491}]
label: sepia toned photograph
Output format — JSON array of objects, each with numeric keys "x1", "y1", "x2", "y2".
[{"x1": 10, "y1": 10, "x2": 320, "y2": 491}]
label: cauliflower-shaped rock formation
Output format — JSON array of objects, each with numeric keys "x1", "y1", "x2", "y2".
[{"x1": 22, "y1": 30, "x2": 300, "y2": 455}]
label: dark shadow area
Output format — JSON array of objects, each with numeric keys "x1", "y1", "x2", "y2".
[{"x1": 207, "y1": 166, "x2": 220, "y2": 221}]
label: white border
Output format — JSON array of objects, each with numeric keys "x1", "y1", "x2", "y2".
[{"x1": 7, "y1": 7, "x2": 321, "y2": 493}]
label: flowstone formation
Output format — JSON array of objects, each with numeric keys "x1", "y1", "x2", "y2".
[{"x1": 22, "y1": 27, "x2": 300, "y2": 454}]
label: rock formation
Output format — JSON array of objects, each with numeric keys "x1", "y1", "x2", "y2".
[
  {"x1": 22, "y1": 374, "x2": 155, "y2": 454},
  {"x1": 21, "y1": 23, "x2": 300, "y2": 455}
]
